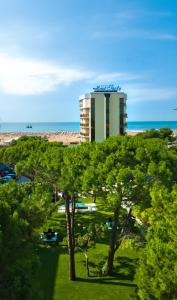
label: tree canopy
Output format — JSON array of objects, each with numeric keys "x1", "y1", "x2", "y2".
[
  {"x1": 136, "y1": 184, "x2": 177, "y2": 300},
  {"x1": 0, "y1": 132, "x2": 177, "y2": 297},
  {"x1": 0, "y1": 181, "x2": 52, "y2": 299}
]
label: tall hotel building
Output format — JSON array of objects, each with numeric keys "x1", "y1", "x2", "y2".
[{"x1": 79, "y1": 85, "x2": 127, "y2": 142}]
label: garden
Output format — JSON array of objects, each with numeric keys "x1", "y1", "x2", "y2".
[
  {"x1": 37, "y1": 197, "x2": 140, "y2": 300},
  {"x1": 0, "y1": 133, "x2": 176, "y2": 300}
]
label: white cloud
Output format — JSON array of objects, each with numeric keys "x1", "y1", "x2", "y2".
[
  {"x1": 0, "y1": 54, "x2": 93, "y2": 95},
  {"x1": 0, "y1": 53, "x2": 176, "y2": 104},
  {"x1": 122, "y1": 84, "x2": 177, "y2": 103},
  {"x1": 0, "y1": 53, "x2": 144, "y2": 95}
]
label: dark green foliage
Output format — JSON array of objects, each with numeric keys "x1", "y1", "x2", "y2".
[
  {"x1": 137, "y1": 128, "x2": 174, "y2": 141},
  {"x1": 81, "y1": 135, "x2": 177, "y2": 274},
  {"x1": 136, "y1": 184, "x2": 177, "y2": 300},
  {"x1": 0, "y1": 182, "x2": 52, "y2": 300},
  {"x1": 0, "y1": 133, "x2": 177, "y2": 297}
]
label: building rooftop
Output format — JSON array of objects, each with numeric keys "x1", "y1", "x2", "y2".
[
  {"x1": 93, "y1": 84, "x2": 121, "y2": 93},
  {"x1": 79, "y1": 84, "x2": 125, "y2": 100}
]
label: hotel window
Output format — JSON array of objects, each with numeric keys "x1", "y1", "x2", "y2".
[
  {"x1": 119, "y1": 98, "x2": 125, "y2": 135},
  {"x1": 91, "y1": 98, "x2": 95, "y2": 141},
  {"x1": 105, "y1": 94, "x2": 110, "y2": 138}
]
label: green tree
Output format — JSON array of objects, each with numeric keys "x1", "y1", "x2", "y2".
[
  {"x1": 103, "y1": 167, "x2": 147, "y2": 275},
  {"x1": 82, "y1": 135, "x2": 177, "y2": 275},
  {"x1": 136, "y1": 128, "x2": 173, "y2": 141},
  {"x1": 0, "y1": 181, "x2": 52, "y2": 300},
  {"x1": 159, "y1": 127, "x2": 173, "y2": 140},
  {"x1": 59, "y1": 144, "x2": 91, "y2": 280},
  {"x1": 136, "y1": 184, "x2": 177, "y2": 300},
  {"x1": 76, "y1": 223, "x2": 106, "y2": 277}
]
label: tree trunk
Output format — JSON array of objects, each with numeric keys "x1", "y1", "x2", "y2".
[
  {"x1": 114, "y1": 207, "x2": 132, "y2": 252},
  {"x1": 104, "y1": 207, "x2": 119, "y2": 275},
  {"x1": 71, "y1": 194, "x2": 76, "y2": 250},
  {"x1": 65, "y1": 194, "x2": 76, "y2": 281},
  {"x1": 93, "y1": 191, "x2": 96, "y2": 203},
  {"x1": 84, "y1": 252, "x2": 90, "y2": 277}
]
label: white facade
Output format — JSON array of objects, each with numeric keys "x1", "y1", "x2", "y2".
[{"x1": 80, "y1": 87, "x2": 127, "y2": 142}]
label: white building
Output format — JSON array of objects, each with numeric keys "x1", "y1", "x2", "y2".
[{"x1": 79, "y1": 85, "x2": 127, "y2": 142}]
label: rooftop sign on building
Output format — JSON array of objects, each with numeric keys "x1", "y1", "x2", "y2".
[{"x1": 93, "y1": 84, "x2": 121, "y2": 93}]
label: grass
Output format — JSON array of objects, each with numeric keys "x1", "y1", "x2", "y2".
[{"x1": 37, "y1": 198, "x2": 140, "y2": 300}]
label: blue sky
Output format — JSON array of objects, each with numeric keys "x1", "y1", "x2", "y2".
[{"x1": 0, "y1": 0, "x2": 177, "y2": 122}]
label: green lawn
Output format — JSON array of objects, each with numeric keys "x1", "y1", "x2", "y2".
[{"x1": 37, "y1": 199, "x2": 140, "y2": 300}]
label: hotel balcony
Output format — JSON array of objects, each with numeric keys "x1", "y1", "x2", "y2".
[
  {"x1": 80, "y1": 107, "x2": 89, "y2": 112},
  {"x1": 80, "y1": 127, "x2": 89, "y2": 134},
  {"x1": 80, "y1": 132, "x2": 89, "y2": 138},
  {"x1": 80, "y1": 114, "x2": 89, "y2": 118},
  {"x1": 80, "y1": 127, "x2": 89, "y2": 132},
  {"x1": 80, "y1": 122, "x2": 89, "y2": 127}
]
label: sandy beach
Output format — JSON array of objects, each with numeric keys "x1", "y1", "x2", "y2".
[
  {"x1": 0, "y1": 132, "x2": 81, "y2": 146},
  {"x1": 0, "y1": 130, "x2": 176, "y2": 146}
]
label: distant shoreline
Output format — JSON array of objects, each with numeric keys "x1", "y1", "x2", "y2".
[
  {"x1": 0, "y1": 130, "x2": 176, "y2": 146},
  {"x1": 0, "y1": 132, "x2": 81, "y2": 145},
  {"x1": 1, "y1": 121, "x2": 177, "y2": 133}
]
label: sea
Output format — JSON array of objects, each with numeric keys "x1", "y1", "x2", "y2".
[{"x1": 0, "y1": 121, "x2": 177, "y2": 133}]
